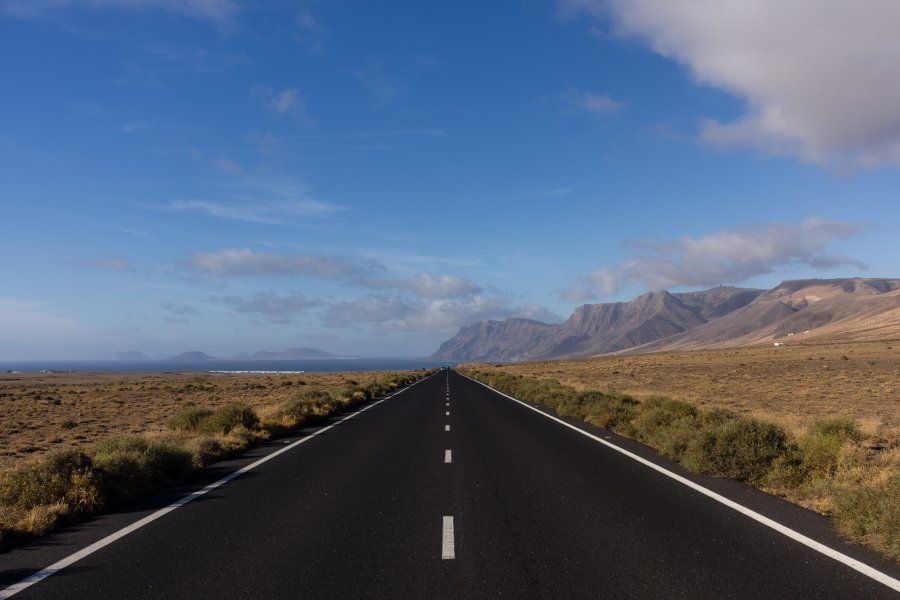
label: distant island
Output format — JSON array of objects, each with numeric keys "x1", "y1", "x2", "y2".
[{"x1": 166, "y1": 347, "x2": 357, "y2": 361}]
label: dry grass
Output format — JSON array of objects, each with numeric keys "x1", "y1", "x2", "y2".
[
  {"x1": 462, "y1": 340, "x2": 900, "y2": 443},
  {"x1": 0, "y1": 370, "x2": 412, "y2": 471}
]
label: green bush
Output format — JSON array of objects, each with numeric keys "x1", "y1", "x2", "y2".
[
  {"x1": 798, "y1": 419, "x2": 861, "y2": 476},
  {"x1": 201, "y1": 404, "x2": 258, "y2": 435},
  {"x1": 834, "y1": 474, "x2": 900, "y2": 561},
  {"x1": 168, "y1": 407, "x2": 213, "y2": 432},
  {"x1": 0, "y1": 450, "x2": 100, "y2": 513},
  {"x1": 682, "y1": 418, "x2": 791, "y2": 483},
  {"x1": 168, "y1": 404, "x2": 258, "y2": 435},
  {"x1": 336, "y1": 385, "x2": 371, "y2": 403},
  {"x1": 91, "y1": 437, "x2": 193, "y2": 504}
]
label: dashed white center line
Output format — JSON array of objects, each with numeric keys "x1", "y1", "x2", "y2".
[
  {"x1": 446, "y1": 402, "x2": 449, "y2": 406},
  {"x1": 445, "y1": 449, "x2": 452, "y2": 463},
  {"x1": 445, "y1": 424, "x2": 450, "y2": 431},
  {"x1": 442, "y1": 516, "x2": 455, "y2": 559},
  {"x1": 446, "y1": 411, "x2": 450, "y2": 416}
]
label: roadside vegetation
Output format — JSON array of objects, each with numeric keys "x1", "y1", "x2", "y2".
[
  {"x1": 461, "y1": 368, "x2": 900, "y2": 562},
  {"x1": 0, "y1": 370, "x2": 432, "y2": 550}
]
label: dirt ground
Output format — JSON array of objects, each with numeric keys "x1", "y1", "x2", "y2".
[
  {"x1": 462, "y1": 340, "x2": 900, "y2": 442},
  {"x1": 0, "y1": 370, "x2": 416, "y2": 470}
]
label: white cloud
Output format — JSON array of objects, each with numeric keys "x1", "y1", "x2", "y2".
[
  {"x1": 1, "y1": 0, "x2": 238, "y2": 24},
  {"x1": 212, "y1": 292, "x2": 321, "y2": 324},
  {"x1": 187, "y1": 248, "x2": 370, "y2": 279},
  {"x1": 356, "y1": 272, "x2": 482, "y2": 299},
  {"x1": 255, "y1": 86, "x2": 316, "y2": 128},
  {"x1": 323, "y1": 294, "x2": 563, "y2": 335},
  {"x1": 562, "y1": 0, "x2": 900, "y2": 168},
  {"x1": 324, "y1": 295, "x2": 415, "y2": 326},
  {"x1": 563, "y1": 218, "x2": 866, "y2": 300}
]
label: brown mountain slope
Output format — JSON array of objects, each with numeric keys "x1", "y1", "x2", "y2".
[
  {"x1": 429, "y1": 286, "x2": 762, "y2": 361},
  {"x1": 625, "y1": 278, "x2": 900, "y2": 353},
  {"x1": 429, "y1": 318, "x2": 559, "y2": 362}
]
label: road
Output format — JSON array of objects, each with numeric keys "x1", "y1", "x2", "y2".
[{"x1": 1, "y1": 369, "x2": 899, "y2": 598}]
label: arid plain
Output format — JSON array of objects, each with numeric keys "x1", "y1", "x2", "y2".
[
  {"x1": 0, "y1": 370, "x2": 403, "y2": 470},
  {"x1": 463, "y1": 340, "x2": 900, "y2": 442}
]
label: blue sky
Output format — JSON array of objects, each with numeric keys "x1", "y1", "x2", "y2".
[{"x1": 2, "y1": 0, "x2": 899, "y2": 359}]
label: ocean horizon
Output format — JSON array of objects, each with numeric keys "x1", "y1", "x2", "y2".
[{"x1": 0, "y1": 357, "x2": 450, "y2": 374}]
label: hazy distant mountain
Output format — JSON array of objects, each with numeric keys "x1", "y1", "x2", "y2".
[
  {"x1": 228, "y1": 347, "x2": 356, "y2": 360},
  {"x1": 430, "y1": 279, "x2": 900, "y2": 361},
  {"x1": 171, "y1": 351, "x2": 217, "y2": 361}
]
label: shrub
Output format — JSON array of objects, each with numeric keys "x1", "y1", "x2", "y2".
[
  {"x1": 834, "y1": 474, "x2": 900, "y2": 561},
  {"x1": 168, "y1": 404, "x2": 258, "y2": 435},
  {"x1": 189, "y1": 437, "x2": 226, "y2": 467},
  {"x1": 0, "y1": 450, "x2": 100, "y2": 513},
  {"x1": 201, "y1": 404, "x2": 258, "y2": 435},
  {"x1": 682, "y1": 417, "x2": 791, "y2": 483},
  {"x1": 168, "y1": 407, "x2": 213, "y2": 432},
  {"x1": 91, "y1": 437, "x2": 193, "y2": 504},
  {"x1": 260, "y1": 390, "x2": 336, "y2": 431},
  {"x1": 798, "y1": 419, "x2": 861, "y2": 476},
  {"x1": 336, "y1": 385, "x2": 370, "y2": 404}
]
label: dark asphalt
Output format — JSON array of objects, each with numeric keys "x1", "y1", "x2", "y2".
[{"x1": 1, "y1": 369, "x2": 899, "y2": 599}]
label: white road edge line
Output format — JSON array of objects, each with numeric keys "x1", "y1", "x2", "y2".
[
  {"x1": 445, "y1": 449, "x2": 452, "y2": 463},
  {"x1": 0, "y1": 374, "x2": 436, "y2": 600},
  {"x1": 462, "y1": 374, "x2": 900, "y2": 593},
  {"x1": 442, "y1": 516, "x2": 455, "y2": 559}
]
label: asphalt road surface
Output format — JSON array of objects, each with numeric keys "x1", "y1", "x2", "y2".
[{"x1": 2, "y1": 369, "x2": 899, "y2": 599}]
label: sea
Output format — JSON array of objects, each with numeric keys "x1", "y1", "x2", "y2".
[{"x1": 0, "y1": 358, "x2": 451, "y2": 374}]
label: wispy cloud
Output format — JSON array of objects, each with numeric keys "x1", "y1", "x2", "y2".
[
  {"x1": 296, "y1": 9, "x2": 329, "y2": 53},
  {"x1": 562, "y1": 0, "x2": 900, "y2": 169},
  {"x1": 159, "y1": 178, "x2": 344, "y2": 224},
  {"x1": 81, "y1": 258, "x2": 136, "y2": 272},
  {"x1": 118, "y1": 119, "x2": 154, "y2": 134},
  {"x1": 323, "y1": 295, "x2": 414, "y2": 326},
  {"x1": 255, "y1": 86, "x2": 316, "y2": 127},
  {"x1": 1, "y1": 0, "x2": 239, "y2": 25},
  {"x1": 355, "y1": 272, "x2": 482, "y2": 299},
  {"x1": 186, "y1": 248, "x2": 374, "y2": 279},
  {"x1": 562, "y1": 218, "x2": 867, "y2": 300},
  {"x1": 211, "y1": 291, "x2": 321, "y2": 324},
  {"x1": 323, "y1": 294, "x2": 563, "y2": 334},
  {"x1": 562, "y1": 89, "x2": 625, "y2": 116},
  {"x1": 352, "y1": 55, "x2": 445, "y2": 107},
  {"x1": 160, "y1": 301, "x2": 200, "y2": 323}
]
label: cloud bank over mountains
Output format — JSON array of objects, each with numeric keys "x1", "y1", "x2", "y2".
[{"x1": 564, "y1": 218, "x2": 865, "y2": 301}]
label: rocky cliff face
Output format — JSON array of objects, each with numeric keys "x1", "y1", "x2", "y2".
[
  {"x1": 430, "y1": 286, "x2": 761, "y2": 361},
  {"x1": 430, "y1": 279, "x2": 900, "y2": 362},
  {"x1": 430, "y1": 318, "x2": 559, "y2": 362}
]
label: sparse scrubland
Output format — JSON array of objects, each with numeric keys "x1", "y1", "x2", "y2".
[
  {"x1": 0, "y1": 369, "x2": 432, "y2": 549},
  {"x1": 461, "y1": 341, "x2": 900, "y2": 562}
]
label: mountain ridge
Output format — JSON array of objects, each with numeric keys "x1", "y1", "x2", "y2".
[{"x1": 430, "y1": 278, "x2": 900, "y2": 362}]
